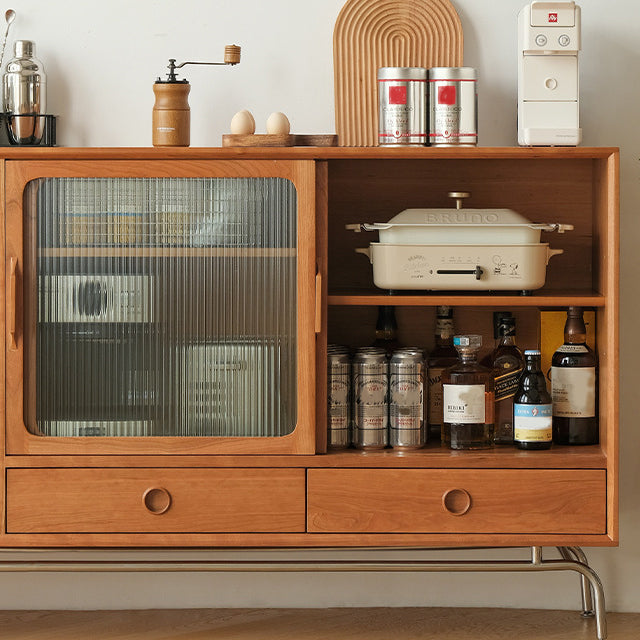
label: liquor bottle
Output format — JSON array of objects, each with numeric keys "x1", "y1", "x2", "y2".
[
  {"x1": 442, "y1": 335, "x2": 495, "y2": 450},
  {"x1": 491, "y1": 316, "x2": 524, "y2": 444},
  {"x1": 426, "y1": 306, "x2": 458, "y2": 441},
  {"x1": 372, "y1": 305, "x2": 400, "y2": 355},
  {"x1": 513, "y1": 349, "x2": 553, "y2": 450},
  {"x1": 480, "y1": 311, "x2": 513, "y2": 368},
  {"x1": 551, "y1": 307, "x2": 598, "y2": 445}
]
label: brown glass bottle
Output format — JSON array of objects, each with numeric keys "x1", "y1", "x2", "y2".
[
  {"x1": 442, "y1": 335, "x2": 495, "y2": 450},
  {"x1": 514, "y1": 350, "x2": 553, "y2": 450},
  {"x1": 491, "y1": 316, "x2": 524, "y2": 444},
  {"x1": 426, "y1": 306, "x2": 458, "y2": 441},
  {"x1": 372, "y1": 305, "x2": 400, "y2": 355},
  {"x1": 480, "y1": 311, "x2": 513, "y2": 368},
  {"x1": 551, "y1": 307, "x2": 598, "y2": 445}
]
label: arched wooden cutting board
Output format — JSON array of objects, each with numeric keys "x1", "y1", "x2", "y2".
[{"x1": 334, "y1": 0, "x2": 464, "y2": 147}]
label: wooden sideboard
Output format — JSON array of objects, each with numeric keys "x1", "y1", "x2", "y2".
[{"x1": 0, "y1": 146, "x2": 618, "y2": 550}]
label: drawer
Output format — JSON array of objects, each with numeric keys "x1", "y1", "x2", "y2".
[
  {"x1": 307, "y1": 469, "x2": 606, "y2": 534},
  {"x1": 7, "y1": 468, "x2": 306, "y2": 533}
]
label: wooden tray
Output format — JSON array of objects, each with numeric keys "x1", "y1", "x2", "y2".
[
  {"x1": 222, "y1": 134, "x2": 338, "y2": 148},
  {"x1": 333, "y1": 0, "x2": 464, "y2": 147}
]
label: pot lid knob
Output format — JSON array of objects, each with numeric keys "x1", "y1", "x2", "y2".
[{"x1": 448, "y1": 191, "x2": 471, "y2": 210}]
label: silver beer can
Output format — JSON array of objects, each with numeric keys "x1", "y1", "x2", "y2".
[
  {"x1": 353, "y1": 347, "x2": 388, "y2": 449},
  {"x1": 389, "y1": 348, "x2": 426, "y2": 449},
  {"x1": 428, "y1": 67, "x2": 477, "y2": 147},
  {"x1": 377, "y1": 67, "x2": 428, "y2": 146},
  {"x1": 327, "y1": 349, "x2": 351, "y2": 449}
]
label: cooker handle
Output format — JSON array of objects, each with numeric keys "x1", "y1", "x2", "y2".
[
  {"x1": 546, "y1": 248, "x2": 565, "y2": 264},
  {"x1": 354, "y1": 247, "x2": 372, "y2": 262},
  {"x1": 345, "y1": 223, "x2": 392, "y2": 232},
  {"x1": 531, "y1": 223, "x2": 574, "y2": 233}
]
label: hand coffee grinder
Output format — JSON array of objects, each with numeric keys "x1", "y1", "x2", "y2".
[{"x1": 152, "y1": 44, "x2": 241, "y2": 147}]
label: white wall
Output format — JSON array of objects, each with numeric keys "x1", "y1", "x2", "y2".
[{"x1": 2, "y1": 0, "x2": 639, "y2": 613}]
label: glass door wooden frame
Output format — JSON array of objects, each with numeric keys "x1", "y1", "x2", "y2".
[{"x1": 4, "y1": 159, "x2": 318, "y2": 455}]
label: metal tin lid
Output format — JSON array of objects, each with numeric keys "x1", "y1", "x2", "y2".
[
  {"x1": 354, "y1": 348, "x2": 387, "y2": 363},
  {"x1": 524, "y1": 349, "x2": 541, "y2": 355},
  {"x1": 429, "y1": 67, "x2": 477, "y2": 81},
  {"x1": 391, "y1": 348, "x2": 424, "y2": 363},
  {"x1": 378, "y1": 67, "x2": 428, "y2": 81}
]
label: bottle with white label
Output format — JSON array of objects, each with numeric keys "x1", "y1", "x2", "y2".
[
  {"x1": 514, "y1": 349, "x2": 552, "y2": 450},
  {"x1": 442, "y1": 335, "x2": 495, "y2": 450},
  {"x1": 551, "y1": 307, "x2": 598, "y2": 445}
]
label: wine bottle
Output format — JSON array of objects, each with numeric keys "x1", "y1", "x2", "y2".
[{"x1": 551, "y1": 307, "x2": 598, "y2": 445}]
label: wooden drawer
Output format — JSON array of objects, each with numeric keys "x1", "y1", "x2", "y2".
[
  {"x1": 7, "y1": 468, "x2": 306, "y2": 533},
  {"x1": 307, "y1": 469, "x2": 606, "y2": 534}
]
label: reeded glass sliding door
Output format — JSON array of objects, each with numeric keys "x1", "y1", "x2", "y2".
[{"x1": 24, "y1": 176, "x2": 298, "y2": 439}]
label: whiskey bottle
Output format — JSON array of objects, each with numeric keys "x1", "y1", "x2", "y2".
[
  {"x1": 442, "y1": 335, "x2": 495, "y2": 450},
  {"x1": 372, "y1": 305, "x2": 400, "y2": 355},
  {"x1": 426, "y1": 306, "x2": 458, "y2": 441},
  {"x1": 491, "y1": 316, "x2": 524, "y2": 444},
  {"x1": 514, "y1": 349, "x2": 552, "y2": 450},
  {"x1": 551, "y1": 307, "x2": 598, "y2": 445},
  {"x1": 480, "y1": 310, "x2": 513, "y2": 368}
]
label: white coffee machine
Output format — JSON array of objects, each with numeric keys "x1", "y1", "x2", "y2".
[{"x1": 518, "y1": 1, "x2": 581, "y2": 146}]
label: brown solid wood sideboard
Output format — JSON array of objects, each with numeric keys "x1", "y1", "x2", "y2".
[{"x1": 0, "y1": 146, "x2": 618, "y2": 551}]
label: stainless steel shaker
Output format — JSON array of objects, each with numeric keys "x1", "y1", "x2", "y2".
[{"x1": 3, "y1": 39, "x2": 46, "y2": 144}]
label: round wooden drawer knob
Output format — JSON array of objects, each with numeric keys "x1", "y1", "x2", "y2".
[
  {"x1": 142, "y1": 487, "x2": 172, "y2": 515},
  {"x1": 442, "y1": 488, "x2": 472, "y2": 516}
]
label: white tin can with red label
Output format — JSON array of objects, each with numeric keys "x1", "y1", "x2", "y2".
[
  {"x1": 377, "y1": 67, "x2": 428, "y2": 146},
  {"x1": 429, "y1": 67, "x2": 478, "y2": 146}
]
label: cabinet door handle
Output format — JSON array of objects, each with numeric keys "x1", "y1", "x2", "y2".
[
  {"x1": 142, "y1": 487, "x2": 172, "y2": 515},
  {"x1": 8, "y1": 257, "x2": 18, "y2": 350},
  {"x1": 442, "y1": 488, "x2": 472, "y2": 516},
  {"x1": 315, "y1": 272, "x2": 322, "y2": 334}
]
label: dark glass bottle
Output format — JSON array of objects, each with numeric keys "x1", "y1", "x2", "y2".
[
  {"x1": 480, "y1": 311, "x2": 513, "y2": 368},
  {"x1": 491, "y1": 316, "x2": 524, "y2": 444},
  {"x1": 514, "y1": 349, "x2": 552, "y2": 450},
  {"x1": 551, "y1": 307, "x2": 598, "y2": 445},
  {"x1": 372, "y1": 305, "x2": 400, "y2": 355},
  {"x1": 442, "y1": 335, "x2": 495, "y2": 450},
  {"x1": 426, "y1": 306, "x2": 458, "y2": 441}
]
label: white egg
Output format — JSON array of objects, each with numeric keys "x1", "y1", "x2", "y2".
[
  {"x1": 266, "y1": 112, "x2": 291, "y2": 135},
  {"x1": 230, "y1": 110, "x2": 256, "y2": 135}
]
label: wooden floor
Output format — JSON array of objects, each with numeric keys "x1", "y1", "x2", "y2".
[{"x1": 0, "y1": 608, "x2": 638, "y2": 639}]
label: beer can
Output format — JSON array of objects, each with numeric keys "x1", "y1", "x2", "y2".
[
  {"x1": 352, "y1": 348, "x2": 388, "y2": 449},
  {"x1": 389, "y1": 348, "x2": 426, "y2": 449},
  {"x1": 428, "y1": 67, "x2": 478, "y2": 147},
  {"x1": 377, "y1": 67, "x2": 428, "y2": 146},
  {"x1": 327, "y1": 349, "x2": 351, "y2": 449}
]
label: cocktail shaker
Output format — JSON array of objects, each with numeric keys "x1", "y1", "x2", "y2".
[{"x1": 3, "y1": 39, "x2": 46, "y2": 144}]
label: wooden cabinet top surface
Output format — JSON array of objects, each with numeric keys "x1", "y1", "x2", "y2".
[{"x1": 0, "y1": 146, "x2": 619, "y2": 161}]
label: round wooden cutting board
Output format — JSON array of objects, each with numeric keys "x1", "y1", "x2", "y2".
[{"x1": 333, "y1": 0, "x2": 464, "y2": 147}]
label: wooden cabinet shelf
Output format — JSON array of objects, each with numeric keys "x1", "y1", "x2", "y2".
[{"x1": 328, "y1": 292, "x2": 606, "y2": 307}]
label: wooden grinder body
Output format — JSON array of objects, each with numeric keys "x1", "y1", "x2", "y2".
[{"x1": 152, "y1": 82, "x2": 191, "y2": 147}]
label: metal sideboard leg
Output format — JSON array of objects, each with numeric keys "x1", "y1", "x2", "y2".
[
  {"x1": 558, "y1": 546, "x2": 596, "y2": 617},
  {"x1": 0, "y1": 546, "x2": 607, "y2": 640}
]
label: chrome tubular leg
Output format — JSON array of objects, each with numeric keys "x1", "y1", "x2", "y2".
[
  {"x1": 564, "y1": 556, "x2": 607, "y2": 640},
  {"x1": 0, "y1": 547, "x2": 608, "y2": 639},
  {"x1": 559, "y1": 546, "x2": 596, "y2": 617}
]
